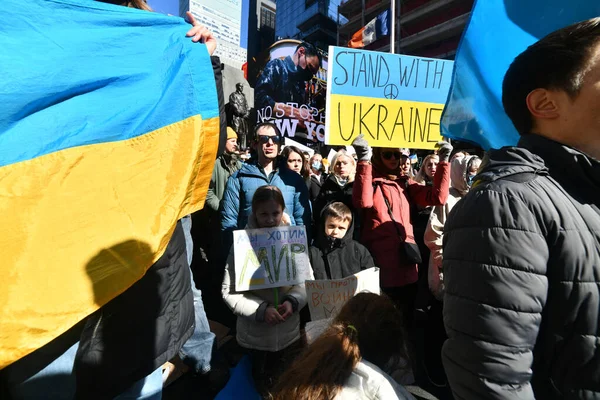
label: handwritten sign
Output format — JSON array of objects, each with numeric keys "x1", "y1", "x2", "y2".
[
  {"x1": 305, "y1": 267, "x2": 380, "y2": 321},
  {"x1": 325, "y1": 46, "x2": 454, "y2": 150},
  {"x1": 233, "y1": 226, "x2": 312, "y2": 291}
]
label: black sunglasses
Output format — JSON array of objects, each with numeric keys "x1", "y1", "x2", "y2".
[
  {"x1": 257, "y1": 135, "x2": 282, "y2": 145},
  {"x1": 382, "y1": 151, "x2": 402, "y2": 160}
]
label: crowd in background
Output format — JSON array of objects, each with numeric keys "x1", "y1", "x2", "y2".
[{"x1": 4, "y1": 3, "x2": 600, "y2": 399}]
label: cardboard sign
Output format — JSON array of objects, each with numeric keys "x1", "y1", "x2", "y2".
[
  {"x1": 305, "y1": 267, "x2": 380, "y2": 321},
  {"x1": 233, "y1": 226, "x2": 312, "y2": 291},
  {"x1": 325, "y1": 46, "x2": 454, "y2": 150}
]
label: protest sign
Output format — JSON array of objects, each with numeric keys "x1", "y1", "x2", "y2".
[
  {"x1": 325, "y1": 46, "x2": 453, "y2": 150},
  {"x1": 254, "y1": 39, "x2": 328, "y2": 146},
  {"x1": 233, "y1": 226, "x2": 312, "y2": 292},
  {"x1": 305, "y1": 267, "x2": 380, "y2": 321}
]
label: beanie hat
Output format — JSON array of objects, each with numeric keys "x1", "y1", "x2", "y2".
[{"x1": 226, "y1": 127, "x2": 238, "y2": 140}]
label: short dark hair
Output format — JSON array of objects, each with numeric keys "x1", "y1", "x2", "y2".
[
  {"x1": 254, "y1": 122, "x2": 282, "y2": 140},
  {"x1": 322, "y1": 202, "x2": 352, "y2": 224},
  {"x1": 296, "y1": 42, "x2": 322, "y2": 67},
  {"x1": 502, "y1": 18, "x2": 600, "y2": 135}
]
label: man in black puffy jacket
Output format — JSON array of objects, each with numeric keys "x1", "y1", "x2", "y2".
[{"x1": 442, "y1": 18, "x2": 600, "y2": 399}]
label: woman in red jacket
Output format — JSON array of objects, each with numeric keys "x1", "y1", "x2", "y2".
[{"x1": 351, "y1": 134, "x2": 452, "y2": 324}]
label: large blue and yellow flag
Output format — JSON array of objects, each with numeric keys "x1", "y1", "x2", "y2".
[
  {"x1": 0, "y1": 0, "x2": 219, "y2": 368},
  {"x1": 441, "y1": 0, "x2": 600, "y2": 149}
]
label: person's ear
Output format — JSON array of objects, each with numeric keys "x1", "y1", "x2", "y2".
[{"x1": 526, "y1": 88, "x2": 560, "y2": 121}]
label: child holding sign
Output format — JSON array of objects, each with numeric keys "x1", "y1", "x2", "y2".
[
  {"x1": 222, "y1": 185, "x2": 308, "y2": 395},
  {"x1": 309, "y1": 202, "x2": 375, "y2": 281}
]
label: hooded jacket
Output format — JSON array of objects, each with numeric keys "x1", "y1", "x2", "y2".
[
  {"x1": 222, "y1": 214, "x2": 310, "y2": 352},
  {"x1": 424, "y1": 155, "x2": 475, "y2": 299},
  {"x1": 442, "y1": 134, "x2": 600, "y2": 399},
  {"x1": 353, "y1": 161, "x2": 450, "y2": 288},
  {"x1": 309, "y1": 208, "x2": 374, "y2": 281}
]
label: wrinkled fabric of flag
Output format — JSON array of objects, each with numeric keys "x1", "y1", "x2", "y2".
[
  {"x1": 0, "y1": 0, "x2": 219, "y2": 369},
  {"x1": 441, "y1": 0, "x2": 600, "y2": 149}
]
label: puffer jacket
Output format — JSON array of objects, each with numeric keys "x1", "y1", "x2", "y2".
[
  {"x1": 336, "y1": 360, "x2": 416, "y2": 400},
  {"x1": 442, "y1": 134, "x2": 600, "y2": 399},
  {"x1": 309, "y1": 210, "x2": 374, "y2": 281},
  {"x1": 424, "y1": 155, "x2": 474, "y2": 299},
  {"x1": 221, "y1": 160, "x2": 311, "y2": 233},
  {"x1": 353, "y1": 161, "x2": 450, "y2": 288},
  {"x1": 222, "y1": 214, "x2": 309, "y2": 352}
]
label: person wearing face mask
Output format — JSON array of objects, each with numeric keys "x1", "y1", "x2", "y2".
[
  {"x1": 254, "y1": 42, "x2": 322, "y2": 126},
  {"x1": 308, "y1": 202, "x2": 375, "y2": 285},
  {"x1": 308, "y1": 153, "x2": 326, "y2": 202},
  {"x1": 351, "y1": 134, "x2": 451, "y2": 375}
]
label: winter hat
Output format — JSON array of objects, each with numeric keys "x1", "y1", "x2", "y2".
[{"x1": 226, "y1": 127, "x2": 238, "y2": 140}]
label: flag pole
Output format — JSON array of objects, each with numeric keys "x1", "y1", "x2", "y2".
[{"x1": 390, "y1": 0, "x2": 396, "y2": 54}]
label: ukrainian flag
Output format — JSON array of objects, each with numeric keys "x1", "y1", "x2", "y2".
[
  {"x1": 441, "y1": 0, "x2": 600, "y2": 149},
  {"x1": 0, "y1": 0, "x2": 220, "y2": 368}
]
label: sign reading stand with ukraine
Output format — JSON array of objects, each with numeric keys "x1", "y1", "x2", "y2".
[
  {"x1": 325, "y1": 46, "x2": 454, "y2": 149},
  {"x1": 0, "y1": 0, "x2": 219, "y2": 369}
]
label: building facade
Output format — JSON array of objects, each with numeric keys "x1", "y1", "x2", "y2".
[
  {"x1": 276, "y1": 0, "x2": 345, "y2": 50},
  {"x1": 338, "y1": 0, "x2": 474, "y2": 59},
  {"x1": 177, "y1": 0, "x2": 249, "y2": 69}
]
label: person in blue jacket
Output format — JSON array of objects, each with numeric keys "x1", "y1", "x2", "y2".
[{"x1": 221, "y1": 122, "x2": 311, "y2": 238}]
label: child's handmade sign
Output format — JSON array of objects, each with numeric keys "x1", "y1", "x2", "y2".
[
  {"x1": 233, "y1": 226, "x2": 312, "y2": 291},
  {"x1": 305, "y1": 267, "x2": 380, "y2": 321}
]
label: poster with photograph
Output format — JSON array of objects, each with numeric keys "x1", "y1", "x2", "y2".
[{"x1": 254, "y1": 39, "x2": 328, "y2": 146}]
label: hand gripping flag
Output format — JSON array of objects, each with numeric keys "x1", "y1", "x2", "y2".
[
  {"x1": 441, "y1": 0, "x2": 600, "y2": 149},
  {"x1": 0, "y1": 0, "x2": 219, "y2": 369}
]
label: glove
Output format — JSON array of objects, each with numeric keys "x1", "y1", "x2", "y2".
[
  {"x1": 352, "y1": 134, "x2": 372, "y2": 162},
  {"x1": 436, "y1": 141, "x2": 453, "y2": 162}
]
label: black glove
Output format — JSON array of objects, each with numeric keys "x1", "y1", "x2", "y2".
[
  {"x1": 351, "y1": 134, "x2": 372, "y2": 162},
  {"x1": 436, "y1": 141, "x2": 453, "y2": 162}
]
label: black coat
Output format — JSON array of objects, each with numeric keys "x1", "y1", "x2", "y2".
[
  {"x1": 309, "y1": 216, "x2": 375, "y2": 281},
  {"x1": 442, "y1": 134, "x2": 600, "y2": 399},
  {"x1": 313, "y1": 174, "x2": 354, "y2": 224},
  {"x1": 309, "y1": 173, "x2": 325, "y2": 202},
  {"x1": 74, "y1": 220, "x2": 194, "y2": 399}
]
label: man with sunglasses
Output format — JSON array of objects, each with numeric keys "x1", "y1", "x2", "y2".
[{"x1": 221, "y1": 123, "x2": 311, "y2": 239}]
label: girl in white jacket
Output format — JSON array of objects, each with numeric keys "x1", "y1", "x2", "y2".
[
  {"x1": 272, "y1": 292, "x2": 415, "y2": 400},
  {"x1": 222, "y1": 185, "x2": 308, "y2": 395}
]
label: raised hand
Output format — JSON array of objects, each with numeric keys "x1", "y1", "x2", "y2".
[{"x1": 185, "y1": 11, "x2": 217, "y2": 56}]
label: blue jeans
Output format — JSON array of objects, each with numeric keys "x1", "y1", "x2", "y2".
[
  {"x1": 7, "y1": 342, "x2": 162, "y2": 399},
  {"x1": 180, "y1": 215, "x2": 216, "y2": 374}
]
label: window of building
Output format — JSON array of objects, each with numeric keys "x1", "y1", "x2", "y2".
[
  {"x1": 260, "y1": 5, "x2": 276, "y2": 29},
  {"x1": 306, "y1": 0, "x2": 317, "y2": 8}
]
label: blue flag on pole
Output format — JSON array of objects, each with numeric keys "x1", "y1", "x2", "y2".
[{"x1": 441, "y1": 0, "x2": 600, "y2": 150}]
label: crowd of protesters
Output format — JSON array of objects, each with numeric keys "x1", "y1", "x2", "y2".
[
  {"x1": 190, "y1": 16, "x2": 600, "y2": 400},
  {"x1": 4, "y1": 3, "x2": 600, "y2": 399}
]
